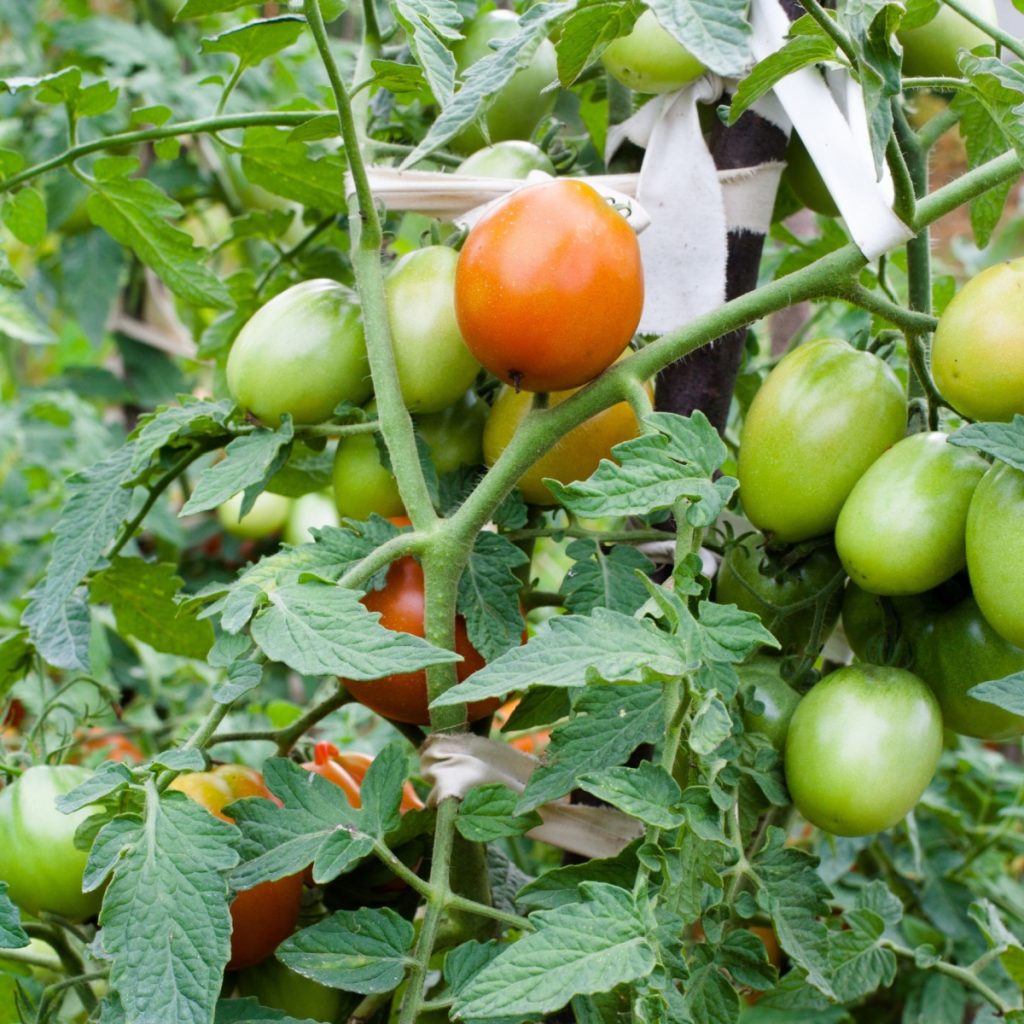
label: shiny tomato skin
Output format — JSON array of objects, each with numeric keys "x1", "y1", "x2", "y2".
[
  {"x1": 217, "y1": 491, "x2": 292, "y2": 540},
  {"x1": 931, "y1": 258, "x2": 1024, "y2": 422},
  {"x1": 835, "y1": 432, "x2": 988, "y2": 596},
  {"x1": 898, "y1": 0, "x2": 997, "y2": 78},
  {"x1": 455, "y1": 141, "x2": 556, "y2": 179},
  {"x1": 386, "y1": 246, "x2": 481, "y2": 414},
  {"x1": 966, "y1": 461, "x2": 1024, "y2": 648},
  {"x1": 342, "y1": 556, "x2": 498, "y2": 725},
  {"x1": 482, "y1": 375, "x2": 645, "y2": 505},
  {"x1": 600, "y1": 10, "x2": 705, "y2": 94},
  {"x1": 737, "y1": 338, "x2": 906, "y2": 543},
  {"x1": 0, "y1": 765, "x2": 102, "y2": 922},
  {"x1": 455, "y1": 178, "x2": 644, "y2": 393},
  {"x1": 715, "y1": 534, "x2": 843, "y2": 654},
  {"x1": 284, "y1": 491, "x2": 340, "y2": 546},
  {"x1": 169, "y1": 765, "x2": 303, "y2": 970},
  {"x1": 451, "y1": 10, "x2": 558, "y2": 155},
  {"x1": 784, "y1": 665, "x2": 943, "y2": 836},
  {"x1": 227, "y1": 280, "x2": 371, "y2": 426}
]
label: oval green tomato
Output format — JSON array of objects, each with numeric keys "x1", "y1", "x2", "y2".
[
  {"x1": 739, "y1": 657, "x2": 801, "y2": 750},
  {"x1": 840, "y1": 582, "x2": 922, "y2": 665},
  {"x1": 967, "y1": 461, "x2": 1024, "y2": 647},
  {"x1": 0, "y1": 765, "x2": 102, "y2": 921},
  {"x1": 737, "y1": 338, "x2": 906, "y2": 543},
  {"x1": 912, "y1": 594, "x2": 1024, "y2": 741},
  {"x1": 455, "y1": 140, "x2": 556, "y2": 179},
  {"x1": 898, "y1": 0, "x2": 997, "y2": 78},
  {"x1": 835, "y1": 432, "x2": 988, "y2": 596},
  {"x1": 451, "y1": 10, "x2": 558, "y2": 154},
  {"x1": 600, "y1": 10, "x2": 705, "y2": 94},
  {"x1": 227, "y1": 280, "x2": 371, "y2": 425},
  {"x1": 784, "y1": 665, "x2": 943, "y2": 836},
  {"x1": 217, "y1": 491, "x2": 291, "y2": 539},
  {"x1": 284, "y1": 491, "x2": 339, "y2": 546},
  {"x1": 715, "y1": 534, "x2": 843, "y2": 654},
  {"x1": 931, "y1": 258, "x2": 1024, "y2": 422},
  {"x1": 236, "y1": 956, "x2": 352, "y2": 1022},
  {"x1": 386, "y1": 247, "x2": 481, "y2": 414},
  {"x1": 782, "y1": 133, "x2": 839, "y2": 217}
]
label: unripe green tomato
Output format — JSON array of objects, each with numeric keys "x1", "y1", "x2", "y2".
[
  {"x1": 217, "y1": 491, "x2": 291, "y2": 539},
  {"x1": 418, "y1": 390, "x2": 488, "y2": 474},
  {"x1": 784, "y1": 665, "x2": 943, "y2": 836},
  {"x1": 840, "y1": 582, "x2": 922, "y2": 665},
  {"x1": 284, "y1": 491, "x2": 340, "y2": 546},
  {"x1": 386, "y1": 247, "x2": 481, "y2": 414},
  {"x1": 0, "y1": 765, "x2": 102, "y2": 921},
  {"x1": 966, "y1": 461, "x2": 1024, "y2": 648},
  {"x1": 236, "y1": 956, "x2": 351, "y2": 1022},
  {"x1": 835, "y1": 432, "x2": 988, "y2": 596},
  {"x1": 898, "y1": 0, "x2": 997, "y2": 78},
  {"x1": 782, "y1": 133, "x2": 839, "y2": 217},
  {"x1": 227, "y1": 280, "x2": 371, "y2": 426},
  {"x1": 715, "y1": 534, "x2": 843, "y2": 654},
  {"x1": 600, "y1": 10, "x2": 705, "y2": 94},
  {"x1": 931, "y1": 258, "x2": 1024, "y2": 422},
  {"x1": 451, "y1": 10, "x2": 558, "y2": 155},
  {"x1": 737, "y1": 338, "x2": 907, "y2": 543},
  {"x1": 738, "y1": 657, "x2": 801, "y2": 750},
  {"x1": 455, "y1": 140, "x2": 556, "y2": 178}
]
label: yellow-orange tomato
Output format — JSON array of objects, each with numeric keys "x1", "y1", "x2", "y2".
[
  {"x1": 483, "y1": 373, "x2": 647, "y2": 505},
  {"x1": 301, "y1": 742, "x2": 424, "y2": 813},
  {"x1": 455, "y1": 179, "x2": 644, "y2": 393},
  {"x1": 169, "y1": 765, "x2": 304, "y2": 970}
]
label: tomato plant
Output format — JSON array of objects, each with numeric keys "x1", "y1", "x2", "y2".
[
  {"x1": 784, "y1": 665, "x2": 943, "y2": 836},
  {"x1": 455, "y1": 140, "x2": 556, "y2": 178},
  {"x1": 454, "y1": 178, "x2": 644, "y2": 392},
  {"x1": 781, "y1": 133, "x2": 839, "y2": 217},
  {"x1": 283, "y1": 491, "x2": 339, "y2": 546},
  {"x1": 235, "y1": 956, "x2": 352, "y2": 1022},
  {"x1": 169, "y1": 766, "x2": 304, "y2": 971},
  {"x1": 385, "y1": 246, "x2": 481, "y2": 414},
  {"x1": 898, "y1": 0, "x2": 997, "y2": 77},
  {"x1": 737, "y1": 337, "x2": 907, "y2": 542},
  {"x1": 738, "y1": 657, "x2": 801, "y2": 751},
  {"x1": 601, "y1": 10, "x2": 705, "y2": 94},
  {"x1": 966, "y1": 460, "x2": 1024, "y2": 648},
  {"x1": 931, "y1": 257, "x2": 1024, "y2": 422},
  {"x1": 0, "y1": 766, "x2": 102, "y2": 922},
  {"x1": 217, "y1": 491, "x2": 292, "y2": 539},
  {"x1": 302, "y1": 742, "x2": 424, "y2": 812},
  {"x1": 227, "y1": 280, "x2": 371, "y2": 426},
  {"x1": 835, "y1": 431, "x2": 988, "y2": 595}
]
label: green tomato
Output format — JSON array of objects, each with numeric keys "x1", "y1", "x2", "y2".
[
  {"x1": 235, "y1": 956, "x2": 352, "y2": 1022},
  {"x1": 332, "y1": 393, "x2": 487, "y2": 520},
  {"x1": 451, "y1": 10, "x2": 558, "y2": 154},
  {"x1": 284, "y1": 491, "x2": 340, "y2": 546},
  {"x1": 386, "y1": 247, "x2": 481, "y2": 414},
  {"x1": 455, "y1": 140, "x2": 556, "y2": 178},
  {"x1": 217, "y1": 491, "x2": 291, "y2": 540},
  {"x1": 840, "y1": 582, "x2": 922, "y2": 666},
  {"x1": 227, "y1": 280, "x2": 371, "y2": 426},
  {"x1": 784, "y1": 665, "x2": 943, "y2": 836},
  {"x1": 898, "y1": 0, "x2": 997, "y2": 78},
  {"x1": 600, "y1": 10, "x2": 705, "y2": 94},
  {"x1": 739, "y1": 657, "x2": 801, "y2": 750},
  {"x1": 931, "y1": 258, "x2": 1024, "y2": 422},
  {"x1": 715, "y1": 534, "x2": 843, "y2": 654},
  {"x1": 967, "y1": 461, "x2": 1024, "y2": 648},
  {"x1": 0, "y1": 766, "x2": 102, "y2": 921},
  {"x1": 835, "y1": 432, "x2": 988, "y2": 596},
  {"x1": 737, "y1": 338, "x2": 907, "y2": 543},
  {"x1": 782, "y1": 133, "x2": 839, "y2": 217}
]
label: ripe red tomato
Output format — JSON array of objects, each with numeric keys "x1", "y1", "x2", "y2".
[
  {"x1": 301, "y1": 742, "x2": 424, "y2": 813},
  {"x1": 341, "y1": 556, "x2": 499, "y2": 725},
  {"x1": 454, "y1": 178, "x2": 644, "y2": 393},
  {"x1": 168, "y1": 765, "x2": 304, "y2": 970}
]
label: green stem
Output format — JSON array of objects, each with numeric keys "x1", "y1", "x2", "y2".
[
  {"x1": 799, "y1": 0, "x2": 857, "y2": 64},
  {"x1": 916, "y1": 106, "x2": 961, "y2": 151},
  {"x1": 0, "y1": 111, "x2": 324, "y2": 194},
  {"x1": 216, "y1": 62, "x2": 245, "y2": 116},
  {"x1": 254, "y1": 215, "x2": 336, "y2": 298},
  {"x1": 504, "y1": 526, "x2": 671, "y2": 544},
  {"x1": 940, "y1": 0, "x2": 1024, "y2": 60},
  {"x1": 883, "y1": 941, "x2": 1017, "y2": 1014},
  {"x1": 901, "y1": 75, "x2": 968, "y2": 92},
  {"x1": 336, "y1": 532, "x2": 419, "y2": 591},
  {"x1": 825, "y1": 282, "x2": 938, "y2": 333}
]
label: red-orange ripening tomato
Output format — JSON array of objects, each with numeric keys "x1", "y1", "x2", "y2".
[
  {"x1": 342, "y1": 556, "x2": 500, "y2": 726},
  {"x1": 301, "y1": 742, "x2": 424, "y2": 813},
  {"x1": 169, "y1": 765, "x2": 304, "y2": 970},
  {"x1": 74, "y1": 728, "x2": 144, "y2": 764},
  {"x1": 454, "y1": 178, "x2": 644, "y2": 393}
]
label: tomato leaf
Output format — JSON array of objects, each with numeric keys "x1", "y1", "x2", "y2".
[
  {"x1": 200, "y1": 16, "x2": 305, "y2": 68},
  {"x1": 644, "y1": 0, "x2": 750, "y2": 77},
  {"x1": 517, "y1": 683, "x2": 664, "y2": 813},
  {"x1": 90, "y1": 557, "x2": 214, "y2": 660},
  {"x1": 129, "y1": 397, "x2": 235, "y2": 473},
  {"x1": 0, "y1": 288, "x2": 57, "y2": 344},
  {"x1": 391, "y1": 0, "x2": 462, "y2": 106},
  {"x1": 431, "y1": 609, "x2": 692, "y2": 709},
  {"x1": 517, "y1": 840, "x2": 641, "y2": 912},
  {"x1": 578, "y1": 763, "x2": 684, "y2": 830},
  {"x1": 1, "y1": 187, "x2": 46, "y2": 246},
  {"x1": 453, "y1": 883, "x2": 656, "y2": 1019},
  {"x1": 554, "y1": 0, "x2": 635, "y2": 86},
  {"x1": 457, "y1": 783, "x2": 544, "y2": 842},
  {"x1": 101, "y1": 798, "x2": 238, "y2": 1024},
  {"x1": 278, "y1": 908, "x2": 415, "y2": 994},
  {"x1": 968, "y1": 671, "x2": 1024, "y2": 715},
  {"x1": 214, "y1": 996, "x2": 324, "y2": 1022},
  {"x1": 949, "y1": 415, "x2": 1024, "y2": 471},
  {"x1": 23, "y1": 443, "x2": 137, "y2": 671},
  {"x1": 0, "y1": 248, "x2": 24, "y2": 290},
  {"x1": 0, "y1": 885, "x2": 28, "y2": 950},
  {"x1": 457, "y1": 530, "x2": 528, "y2": 663},
  {"x1": 240, "y1": 127, "x2": 347, "y2": 213},
  {"x1": 563, "y1": 539, "x2": 655, "y2": 616}
]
